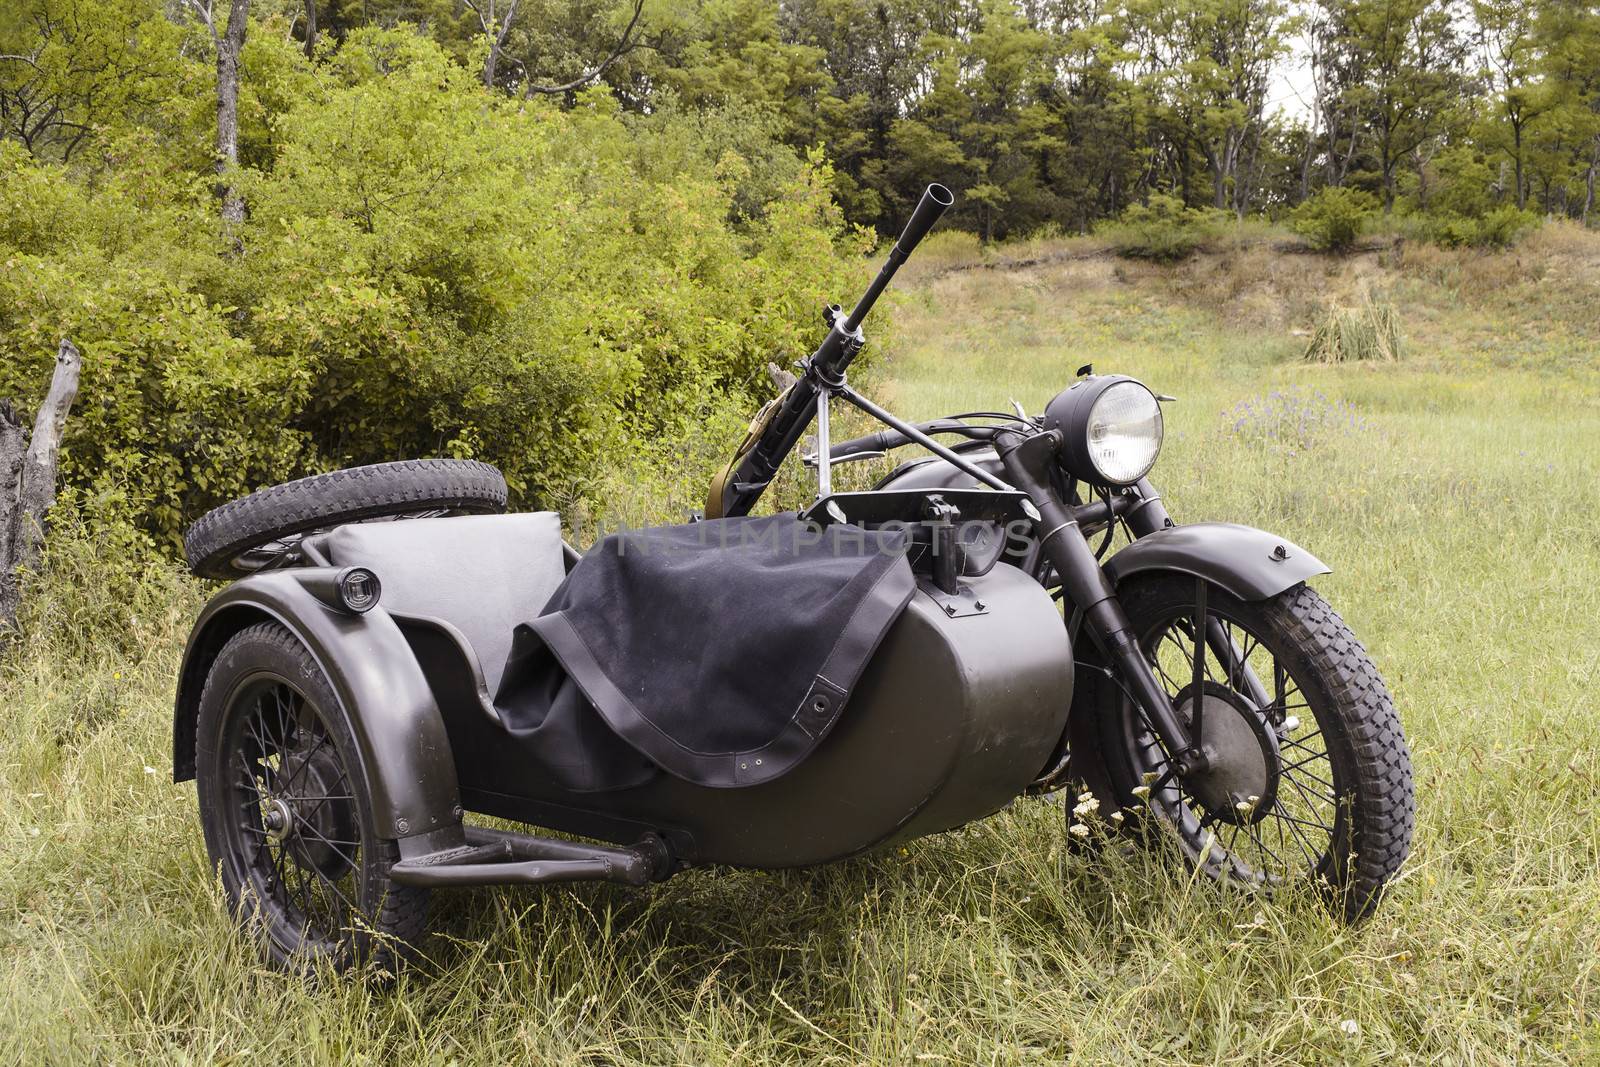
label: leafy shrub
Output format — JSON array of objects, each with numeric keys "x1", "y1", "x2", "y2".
[
  {"x1": 1416, "y1": 206, "x2": 1540, "y2": 249},
  {"x1": 0, "y1": 30, "x2": 873, "y2": 552},
  {"x1": 1101, "y1": 195, "x2": 1224, "y2": 262},
  {"x1": 1303, "y1": 292, "x2": 1403, "y2": 363},
  {"x1": 1290, "y1": 187, "x2": 1378, "y2": 253}
]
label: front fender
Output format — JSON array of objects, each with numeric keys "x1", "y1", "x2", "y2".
[
  {"x1": 1103, "y1": 522, "x2": 1329, "y2": 601},
  {"x1": 173, "y1": 571, "x2": 461, "y2": 840}
]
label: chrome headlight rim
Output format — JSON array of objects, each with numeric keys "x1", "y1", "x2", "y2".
[{"x1": 1043, "y1": 374, "x2": 1165, "y2": 486}]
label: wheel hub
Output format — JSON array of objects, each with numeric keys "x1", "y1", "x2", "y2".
[
  {"x1": 275, "y1": 742, "x2": 357, "y2": 881},
  {"x1": 1176, "y1": 681, "x2": 1280, "y2": 825},
  {"x1": 264, "y1": 799, "x2": 293, "y2": 842}
]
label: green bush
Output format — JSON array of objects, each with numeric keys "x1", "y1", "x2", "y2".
[
  {"x1": 1100, "y1": 195, "x2": 1224, "y2": 262},
  {"x1": 1414, "y1": 206, "x2": 1541, "y2": 249},
  {"x1": 1290, "y1": 187, "x2": 1378, "y2": 253},
  {"x1": 0, "y1": 29, "x2": 873, "y2": 552}
]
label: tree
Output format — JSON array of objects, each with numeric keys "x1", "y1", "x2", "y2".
[
  {"x1": 0, "y1": 0, "x2": 181, "y2": 161},
  {"x1": 462, "y1": 0, "x2": 518, "y2": 87},
  {"x1": 1474, "y1": 0, "x2": 1549, "y2": 209},
  {"x1": 465, "y1": 0, "x2": 646, "y2": 95},
  {"x1": 1343, "y1": 0, "x2": 1467, "y2": 211},
  {"x1": 1301, "y1": 1, "x2": 1369, "y2": 192},
  {"x1": 1130, "y1": 0, "x2": 1292, "y2": 215},
  {"x1": 1032, "y1": 0, "x2": 1144, "y2": 227},
  {"x1": 185, "y1": 0, "x2": 253, "y2": 226},
  {"x1": 1530, "y1": 0, "x2": 1600, "y2": 219}
]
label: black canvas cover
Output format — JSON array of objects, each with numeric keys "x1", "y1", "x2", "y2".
[{"x1": 494, "y1": 514, "x2": 914, "y2": 791}]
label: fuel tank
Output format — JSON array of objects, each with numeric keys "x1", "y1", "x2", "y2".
[{"x1": 450, "y1": 561, "x2": 1073, "y2": 868}]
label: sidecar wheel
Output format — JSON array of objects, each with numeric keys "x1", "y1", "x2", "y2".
[
  {"x1": 195, "y1": 622, "x2": 429, "y2": 972},
  {"x1": 1075, "y1": 577, "x2": 1414, "y2": 921}
]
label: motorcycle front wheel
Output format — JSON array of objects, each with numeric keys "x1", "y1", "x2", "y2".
[{"x1": 1072, "y1": 575, "x2": 1415, "y2": 920}]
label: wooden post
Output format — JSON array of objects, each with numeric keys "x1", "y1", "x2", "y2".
[{"x1": 0, "y1": 338, "x2": 81, "y2": 631}]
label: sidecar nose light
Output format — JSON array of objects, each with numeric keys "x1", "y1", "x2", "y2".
[
  {"x1": 337, "y1": 568, "x2": 381, "y2": 613},
  {"x1": 1085, "y1": 380, "x2": 1164, "y2": 484}
]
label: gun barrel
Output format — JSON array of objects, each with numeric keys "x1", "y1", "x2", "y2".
[{"x1": 843, "y1": 183, "x2": 954, "y2": 333}]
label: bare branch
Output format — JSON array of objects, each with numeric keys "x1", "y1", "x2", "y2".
[
  {"x1": 460, "y1": 0, "x2": 491, "y2": 35},
  {"x1": 0, "y1": 52, "x2": 45, "y2": 72},
  {"x1": 495, "y1": 0, "x2": 520, "y2": 47},
  {"x1": 523, "y1": 0, "x2": 645, "y2": 97}
]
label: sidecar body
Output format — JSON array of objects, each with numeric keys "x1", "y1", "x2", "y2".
[{"x1": 173, "y1": 511, "x2": 1072, "y2": 878}]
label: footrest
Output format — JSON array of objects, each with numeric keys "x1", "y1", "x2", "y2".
[{"x1": 391, "y1": 826, "x2": 672, "y2": 888}]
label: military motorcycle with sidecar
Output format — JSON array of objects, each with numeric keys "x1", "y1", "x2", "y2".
[{"x1": 172, "y1": 184, "x2": 1414, "y2": 971}]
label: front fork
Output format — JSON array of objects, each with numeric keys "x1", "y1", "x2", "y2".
[
  {"x1": 1122, "y1": 476, "x2": 1273, "y2": 712},
  {"x1": 995, "y1": 430, "x2": 1208, "y2": 777}
]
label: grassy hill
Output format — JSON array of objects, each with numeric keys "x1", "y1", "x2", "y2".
[{"x1": 4, "y1": 229, "x2": 1599, "y2": 1064}]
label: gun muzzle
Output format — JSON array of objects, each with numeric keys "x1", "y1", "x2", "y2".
[{"x1": 894, "y1": 183, "x2": 955, "y2": 257}]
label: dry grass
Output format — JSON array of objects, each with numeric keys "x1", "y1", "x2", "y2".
[{"x1": 1303, "y1": 290, "x2": 1403, "y2": 363}]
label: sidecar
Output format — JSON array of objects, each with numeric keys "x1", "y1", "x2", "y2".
[{"x1": 173, "y1": 499, "x2": 1073, "y2": 906}]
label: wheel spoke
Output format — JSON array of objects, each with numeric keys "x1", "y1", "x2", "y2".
[
  {"x1": 1281, "y1": 761, "x2": 1337, "y2": 794},
  {"x1": 1264, "y1": 802, "x2": 1324, "y2": 861},
  {"x1": 1239, "y1": 824, "x2": 1292, "y2": 876},
  {"x1": 210, "y1": 672, "x2": 378, "y2": 957},
  {"x1": 1188, "y1": 579, "x2": 1206, "y2": 716}
]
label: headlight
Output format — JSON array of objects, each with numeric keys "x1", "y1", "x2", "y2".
[{"x1": 1043, "y1": 375, "x2": 1164, "y2": 485}]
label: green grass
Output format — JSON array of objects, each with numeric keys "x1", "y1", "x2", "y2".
[{"x1": 5, "y1": 233, "x2": 1600, "y2": 1064}]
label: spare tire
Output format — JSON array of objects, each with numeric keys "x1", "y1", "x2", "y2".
[{"x1": 184, "y1": 459, "x2": 509, "y2": 579}]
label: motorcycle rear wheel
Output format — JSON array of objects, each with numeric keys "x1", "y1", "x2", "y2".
[{"x1": 1072, "y1": 575, "x2": 1414, "y2": 920}]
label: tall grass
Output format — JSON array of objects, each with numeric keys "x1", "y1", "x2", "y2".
[
  {"x1": 5, "y1": 233, "x2": 1600, "y2": 1064},
  {"x1": 1303, "y1": 291, "x2": 1403, "y2": 363}
]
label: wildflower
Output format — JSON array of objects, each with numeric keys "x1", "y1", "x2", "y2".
[
  {"x1": 1068, "y1": 823, "x2": 1090, "y2": 838},
  {"x1": 1339, "y1": 1019, "x2": 1360, "y2": 1037}
]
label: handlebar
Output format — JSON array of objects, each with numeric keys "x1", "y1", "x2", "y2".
[{"x1": 830, "y1": 418, "x2": 1000, "y2": 460}]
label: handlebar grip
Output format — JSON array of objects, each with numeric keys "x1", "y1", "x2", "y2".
[{"x1": 894, "y1": 184, "x2": 955, "y2": 256}]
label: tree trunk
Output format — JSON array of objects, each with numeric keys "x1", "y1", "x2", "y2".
[
  {"x1": 0, "y1": 339, "x2": 81, "y2": 632},
  {"x1": 1583, "y1": 141, "x2": 1597, "y2": 225},
  {"x1": 483, "y1": 43, "x2": 499, "y2": 88},
  {"x1": 1512, "y1": 122, "x2": 1525, "y2": 210},
  {"x1": 215, "y1": 0, "x2": 250, "y2": 228},
  {"x1": 303, "y1": 0, "x2": 316, "y2": 58}
]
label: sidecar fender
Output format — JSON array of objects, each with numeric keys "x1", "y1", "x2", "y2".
[
  {"x1": 1103, "y1": 522, "x2": 1329, "y2": 601},
  {"x1": 172, "y1": 571, "x2": 460, "y2": 840}
]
